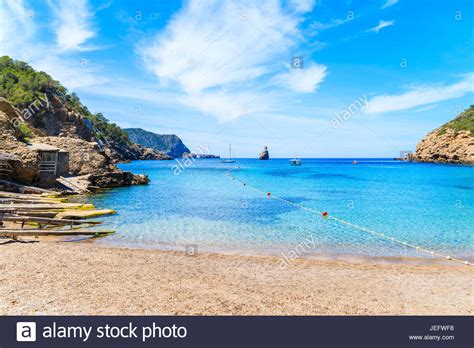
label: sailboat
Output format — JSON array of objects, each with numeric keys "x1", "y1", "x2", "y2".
[{"x1": 221, "y1": 144, "x2": 236, "y2": 163}]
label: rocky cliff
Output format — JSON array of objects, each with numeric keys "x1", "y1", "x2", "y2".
[
  {"x1": 125, "y1": 128, "x2": 190, "y2": 158},
  {"x1": 0, "y1": 56, "x2": 172, "y2": 188},
  {"x1": 410, "y1": 106, "x2": 473, "y2": 164}
]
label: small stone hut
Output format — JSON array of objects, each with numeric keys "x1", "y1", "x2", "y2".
[{"x1": 27, "y1": 143, "x2": 69, "y2": 184}]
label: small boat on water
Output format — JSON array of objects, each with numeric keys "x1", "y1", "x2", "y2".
[
  {"x1": 352, "y1": 160, "x2": 358, "y2": 165},
  {"x1": 221, "y1": 144, "x2": 236, "y2": 163},
  {"x1": 290, "y1": 154, "x2": 302, "y2": 166}
]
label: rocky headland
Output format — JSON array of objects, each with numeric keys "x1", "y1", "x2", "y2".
[
  {"x1": 409, "y1": 106, "x2": 473, "y2": 164},
  {"x1": 125, "y1": 128, "x2": 190, "y2": 158}
]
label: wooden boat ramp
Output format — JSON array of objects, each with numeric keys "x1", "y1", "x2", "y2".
[{"x1": 0, "y1": 190, "x2": 115, "y2": 239}]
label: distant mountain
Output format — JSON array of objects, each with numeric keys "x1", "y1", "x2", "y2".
[
  {"x1": 410, "y1": 105, "x2": 473, "y2": 164},
  {"x1": 125, "y1": 128, "x2": 190, "y2": 158}
]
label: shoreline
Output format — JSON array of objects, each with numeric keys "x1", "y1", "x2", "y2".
[
  {"x1": 1, "y1": 239, "x2": 472, "y2": 315},
  {"x1": 90, "y1": 238, "x2": 473, "y2": 268}
]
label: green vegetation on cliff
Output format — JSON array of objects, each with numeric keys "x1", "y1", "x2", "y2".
[
  {"x1": 0, "y1": 55, "x2": 130, "y2": 146},
  {"x1": 439, "y1": 105, "x2": 474, "y2": 135}
]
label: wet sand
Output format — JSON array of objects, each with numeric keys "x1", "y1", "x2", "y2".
[{"x1": 0, "y1": 240, "x2": 472, "y2": 315}]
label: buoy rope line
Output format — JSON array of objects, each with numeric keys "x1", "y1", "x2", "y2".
[{"x1": 227, "y1": 171, "x2": 471, "y2": 266}]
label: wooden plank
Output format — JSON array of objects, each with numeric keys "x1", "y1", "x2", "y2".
[
  {"x1": 57, "y1": 176, "x2": 92, "y2": 194},
  {"x1": 0, "y1": 192, "x2": 65, "y2": 203},
  {"x1": 0, "y1": 198, "x2": 61, "y2": 204},
  {"x1": 0, "y1": 180, "x2": 59, "y2": 195},
  {"x1": 0, "y1": 215, "x2": 102, "y2": 225},
  {"x1": 0, "y1": 203, "x2": 94, "y2": 210},
  {"x1": 55, "y1": 209, "x2": 115, "y2": 219},
  {"x1": 15, "y1": 211, "x2": 59, "y2": 218},
  {"x1": 0, "y1": 229, "x2": 114, "y2": 236},
  {"x1": 56, "y1": 177, "x2": 87, "y2": 194},
  {"x1": 0, "y1": 191, "x2": 45, "y2": 199}
]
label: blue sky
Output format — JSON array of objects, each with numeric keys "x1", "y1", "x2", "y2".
[{"x1": 1, "y1": 0, "x2": 473, "y2": 157}]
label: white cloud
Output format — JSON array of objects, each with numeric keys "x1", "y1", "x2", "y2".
[
  {"x1": 308, "y1": 18, "x2": 347, "y2": 35},
  {"x1": 48, "y1": 0, "x2": 97, "y2": 51},
  {"x1": 276, "y1": 64, "x2": 327, "y2": 92},
  {"x1": 289, "y1": 0, "x2": 316, "y2": 13},
  {"x1": 0, "y1": 0, "x2": 105, "y2": 90},
  {"x1": 34, "y1": 56, "x2": 108, "y2": 89},
  {"x1": 366, "y1": 74, "x2": 474, "y2": 114},
  {"x1": 381, "y1": 0, "x2": 399, "y2": 9},
  {"x1": 368, "y1": 19, "x2": 395, "y2": 33},
  {"x1": 139, "y1": 0, "x2": 326, "y2": 122},
  {"x1": 0, "y1": 0, "x2": 36, "y2": 60},
  {"x1": 180, "y1": 91, "x2": 271, "y2": 122}
]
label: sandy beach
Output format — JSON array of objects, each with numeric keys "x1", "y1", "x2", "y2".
[{"x1": 0, "y1": 240, "x2": 472, "y2": 315}]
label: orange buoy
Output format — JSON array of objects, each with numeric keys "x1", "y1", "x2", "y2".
[{"x1": 322, "y1": 211, "x2": 328, "y2": 217}]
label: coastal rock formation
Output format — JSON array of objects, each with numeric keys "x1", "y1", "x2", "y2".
[
  {"x1": 0, "y1": 99, "x2": 152, "y2": 188},
  {"x1": 0, "y1": 56, "x2": 169, "y2": 163},
  {"x1": 32, "y1": 136, "x2": 114, "y2": 175},
  {"x1": 102, "y1": 140, "x2": 171, "y2": 163},
  {"x1": 181, "y1": 153, "x2": 220, "y2": 159},
  {"x1": 88, "y1": 171, "x2": 149, "y2": 188},
  {"x1": 19, "y1": 94, "x2": 170, "y2": 163},
  {"x1": 409, "y1": 106, "x2": 473, "y2": 164},
  {"x1": 0, "y1": 56, "x2": 175, "y2": 189},
  {"x1": 0, "y1": 99, "x2": 39, "y2": 182},
  {"x1": 196, "y1": 154, "x2": 220, "y2": 159},
  {"x1": 140, "y1": 147, "x2": 173, "y2": 160},
  {"x1": 259, "y1": 146, "x2": 269, "y2": 160},
  {"x1": 125, "y1": 128, "x2": 190, "y2": 158}
]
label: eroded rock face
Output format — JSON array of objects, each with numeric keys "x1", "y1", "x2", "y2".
[
  {"x1": 410, "y1": 129, "x2": 473, "y2": 164},
  {"x1": 27, "y1": 94, "x2": 94, "y2": 140},
  {"x1": 140, "y1": 147, "x2": 172, "y2": 160},
  {"x1": 32, "y1": 136, "x2": 115, "y2": 175},
  {"x1": 104, "y1": 141, "x2": 171, "y2": 162},
  {"x1": 0, "y1": 100, "x2": 39, "y2": 183}
]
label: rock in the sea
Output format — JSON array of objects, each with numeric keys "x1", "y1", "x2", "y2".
[
  {"x1": 88, "y1": 171, "x2": 149, "y2": 188},
  {"x1": 409, "y1": 106, "x2": 473, "y2": 165},
  {"x1": 259, "y1": 146, "x2": 269, "y2": 160}
]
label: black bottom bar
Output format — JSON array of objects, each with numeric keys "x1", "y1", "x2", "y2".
[{"x1": 2, "y1": 316, "x2": 472, "y2": 347}]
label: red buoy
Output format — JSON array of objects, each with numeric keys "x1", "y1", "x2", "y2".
[
  {"x1": 267, "y1": 192, "x2": 271, "y2": 198},
  {"x1": 322, "y1": 211, "x2": 328, "y2": 217}
]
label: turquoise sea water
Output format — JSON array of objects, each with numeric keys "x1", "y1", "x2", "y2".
[{"x1": 87, "y1": 159, "x2": 473, "y2": 260}]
